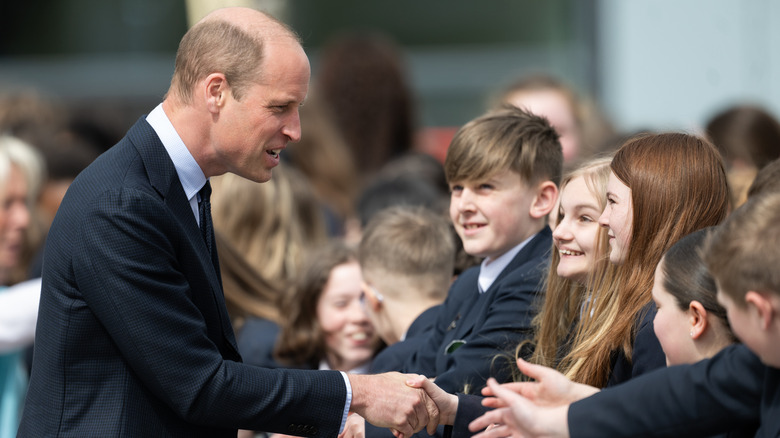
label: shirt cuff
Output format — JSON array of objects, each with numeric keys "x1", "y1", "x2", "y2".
[{"x1": 339, "y1": 371, "x2": 352, "y2": 434}]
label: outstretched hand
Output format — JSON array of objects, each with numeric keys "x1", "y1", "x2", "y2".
[
  {"x1": 348, "y1": 372, "x2": 440, "y2": 438},
  {"x1": 405, "y1": 375, "x2": 458, "y2": 426},
  {"x1": 469, "y1": 378, "x2": 570, "y2": 438},
  {"x1": 481, "y1": 358, "x2": 599, "y2": 409}
]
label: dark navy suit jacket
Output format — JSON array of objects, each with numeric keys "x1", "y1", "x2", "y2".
[
  {"x1": 398, "y1": 227, "x2": 551, "y2": 394},
  {"x1": 370, "y1": 305, "x2": 442, "y2": 374},
  {"x1": 19, "y1": 118, "x2": 347, "y2": 437}
]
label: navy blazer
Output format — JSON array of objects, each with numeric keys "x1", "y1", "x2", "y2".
[
  {"x1": 570, "y1": 344, "x2": 771, "y2": 437},
  {"x1": 20, "y1": 118, "x2": 347, "y2": 437},
  {"x1": 606, "y1": 302, "x2": 666, "y2": 387},
  {"x1": 237, "y1": 316, "x2": 286, "y2": 369},
  {"x1": 370, "y1": 305, "x2": 442, "y2": 374},
  {"x1": 398, "y1": 227, "x2": 551, "y2": 394}
]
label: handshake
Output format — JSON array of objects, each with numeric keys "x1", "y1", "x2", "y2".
[
  {"x1": 343, "y1": 372, "x2": 458, "y2": 438},
  {"x1": 345, "y1": 358, "x2": 593, "y2": 438}
]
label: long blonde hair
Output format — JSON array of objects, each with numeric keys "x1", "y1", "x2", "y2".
[
  {"x1": 559, "y1": 133, "x2": 729, "y2": 387},
  {"x1": 211, "y1": 165, "x2": 327, "y2": 292},
  {"x1": 515, "y1": 157, "x2": 613, "y2": 374}
]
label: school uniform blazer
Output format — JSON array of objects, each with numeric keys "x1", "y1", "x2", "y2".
[
  {"x1": 237, "y1": 316, "x2": 285, "y2": 369},
  {"x1": 569, "y1": 343, "x2": 773, "y2": 437},
  {"x1": 369, "y1": 305, "x2": 442, "y2": 374},
  {"x1": 399, "y1": 227, "x2": 552, "y2": 394},
  {"x1": 606, "y1": 302, "x2": 666, "y2": 387},
  {"x1": 19, "y1": 118, "x2": 347, "y2": 437},
  {"x1": 365, "y1": 305, "x2": 443, "y2": 438}
]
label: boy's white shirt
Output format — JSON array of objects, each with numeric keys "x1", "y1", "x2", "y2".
[{"x1": 477, "y1": 233, "x2": 535, "y2": 294}]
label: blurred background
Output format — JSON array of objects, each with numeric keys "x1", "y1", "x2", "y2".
[{"x1": 1, "y1": 0, "x2": 778, "y2": 155}]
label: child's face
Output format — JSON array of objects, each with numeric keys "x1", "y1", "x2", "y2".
[
  {"x1": 552, "y1": 176, "x2": 603, "y2": 284},
  {"x1": 599, "y1": 172, "x2": 633, "y2": 265},
  {"x1": 449, "y1": 169, "x2": 538, "y2": 260},
  {"x1": 651, "y1": 262, "x2": 698, "y2": 366},
  {"x1": 317, "y1": 261, "x2": 379, "y2": 371}
]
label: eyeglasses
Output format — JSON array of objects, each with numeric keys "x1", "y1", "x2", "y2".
[{"x1": 359, "y1": 282, "x2": 384, "y2": 309}]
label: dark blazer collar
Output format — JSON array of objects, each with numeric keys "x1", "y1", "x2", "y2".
[
  {"x1": 485, "y1": 225, "x2": 552, "y2": 294},
  {"x1": 406, "y1": 305, "x2": 441, "y2": 337}
]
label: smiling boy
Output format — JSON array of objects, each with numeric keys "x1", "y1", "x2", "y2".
[{"x1": 391, "y1": 106, "x2": 561, "y2": 397}]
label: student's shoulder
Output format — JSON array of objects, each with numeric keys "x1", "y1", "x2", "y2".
[
  {"x1": 763, "y1": 365, "x2": 780, "y2": 435},
  {"x1": 499, "y1": 228, "x2": 554, "y2": 282}
]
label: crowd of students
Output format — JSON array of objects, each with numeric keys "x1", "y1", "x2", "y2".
[{"x1": 2, "y1": 12, "x2": 780, "y2": 437}]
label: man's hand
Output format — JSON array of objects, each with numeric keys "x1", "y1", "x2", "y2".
[
  {"x1": 481, "y1": 358, "x2": 599, "y2": 409},
  {"x1": 469, "y1": 378, "x2": 570, "y2": 438},
  {"x1": 404, "y1": 375, "x2": 458, "y2": 426},
  {"x1": 348, "y1": 372, "x2": 440, "y2": 438}
]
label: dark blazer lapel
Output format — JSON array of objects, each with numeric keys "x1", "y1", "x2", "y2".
[
  {"x1": 450, "y1": 227, "x2": 552, "y2": 338},
  {"x1": 484, "y1": 226, "x2": 552, "y2": 295},
  {"x1": 127, "y1": 119, "x2": 240, "y2": 356}
]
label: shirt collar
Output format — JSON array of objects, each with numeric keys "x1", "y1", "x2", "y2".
[
  {"x1": 146, "y1": 103, "x2": 207, "y2": 204},
  {"x1": 477, "y1": 233, "x2": 535, "y2": 294}
]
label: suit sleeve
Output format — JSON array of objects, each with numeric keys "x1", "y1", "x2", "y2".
[
  {"x1": 73, "y1": 188, "x2": 346, "y2": 435},
  {"x1": 569, "y1": 344, "x2": 763, "y2": 438}
]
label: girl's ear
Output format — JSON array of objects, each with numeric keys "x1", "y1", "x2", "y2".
[
  {"x1": 529, "y1": 181, "x2": 559, "y2": 219},
  {"x1": 688, "y1": 300, "x2": 708, "y2": 339}
]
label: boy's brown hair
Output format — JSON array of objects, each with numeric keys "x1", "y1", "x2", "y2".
[
  {"x1": 444, "y1": 105, "x2": 562, "y2": 186},
  {"x1": 704, "y1": 192, "x2": 780, "y2": 306},
  {"x1": 358, "y1": 205, "x2": 455, "y2": 300}
]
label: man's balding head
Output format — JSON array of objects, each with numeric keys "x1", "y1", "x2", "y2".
[{"x1": 167, "y1": 7, "x2": 301, "y2": 105}]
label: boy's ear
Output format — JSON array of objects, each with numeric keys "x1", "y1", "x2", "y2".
[
  {"x1": 745, "y1": 291, "x2": 775, "y2": 331},
  {"x1": 688, "y1": 300, "x2": 708, "y2": 339},
  {"x1": 529, "y1": 181, "x2": 559, "y2": 219}
]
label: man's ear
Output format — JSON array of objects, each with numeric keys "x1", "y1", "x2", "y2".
[
  {"x1": 203, "y1": 73, "x2": 228, "y2": 114},
  {"x1": 529, "y1": 181, "x2": 559, "y2": 219},
  {"x1": 688, "y1": 300, "x2": 709, "y2": 339},
  {"x1": 745, "y1": 291, "x2": 775, "y2": 331}
]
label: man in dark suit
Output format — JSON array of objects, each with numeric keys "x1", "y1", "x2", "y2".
[{"x1": 19, "y1": 7, "x2": 438, "y2": 438}]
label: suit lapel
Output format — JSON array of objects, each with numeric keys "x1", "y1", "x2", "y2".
[
  {"x1": 485, "y1": 226, "x2": 552, "y2": 295},
  {"x1": 127, "y1": 119, "x2": 240, "y2": 358}
]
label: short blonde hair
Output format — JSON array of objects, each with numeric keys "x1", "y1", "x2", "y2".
[
  {"x1": 359, "y1": 205, "x2": 455, "y2": 300},
  {"x1": 704, "y1": 192, "x2": 780, "y2": 305},
  {"x1": 444, "y1": 106, "x2": 562, "y2": 187}
]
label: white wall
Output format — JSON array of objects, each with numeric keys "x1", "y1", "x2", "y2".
[{"x1": 597, "y1": 0, "x2": 780, "y2": 134}]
